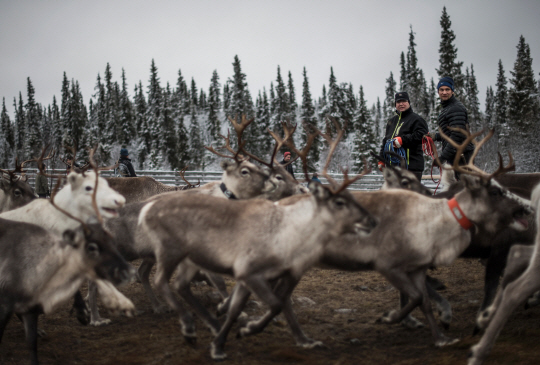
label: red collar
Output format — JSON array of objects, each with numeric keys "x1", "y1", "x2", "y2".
[{"x1": 447, "y1": 198, "x2": 473, "y2": 230}]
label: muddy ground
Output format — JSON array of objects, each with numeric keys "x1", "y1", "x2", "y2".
[{"x1": 2, "y1": 258, "x2": 540, "y2": 365}]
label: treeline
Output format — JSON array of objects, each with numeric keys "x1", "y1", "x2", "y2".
[{"x1": 1, "y1": 7, "x2": 539, "y2": 173}]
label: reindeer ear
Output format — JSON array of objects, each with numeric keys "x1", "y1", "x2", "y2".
[
  {"x1": 67, "y1": 172, "x2": 82, "y2": 190},
  {"x1": 308, "y1": 181, "x2": 329, "y2": 199}
]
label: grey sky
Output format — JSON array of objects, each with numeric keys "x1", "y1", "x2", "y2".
[{"x1": 1, "y1": 0, "x2": 539, "y2": 114}]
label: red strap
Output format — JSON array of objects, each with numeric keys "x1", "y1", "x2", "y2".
[{"x1": 447, "y1": 198, "x2": 473, "y2": 230}]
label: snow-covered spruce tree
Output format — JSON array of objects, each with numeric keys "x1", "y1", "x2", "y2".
[
  {"x1": 206, "y1": 70, "x2": 222, "y2": 146},
  {"x1": 507, "y1": 35, "x2": 539, "y2": 171},
  {"x1": 24, "y1": 78, "x2": 42, "y2": 159},
  {"x1": 68, "y1": 81, "x2": 89, "y2": 162},
  {"x1": 190, "y1": 78, "x2": 198, "y2": 109},
  {"x1": 495, "y1": 60, "x2": 509, "y2": 151},
  {"x1": 118, "y1": 69, "x2": 136, "y2": 148},
  {"x1": 270, "y1": 65, "x2": 290, "y2": 133},
  {"x1": 41, "y1": 106, "x2": 52, "y2": 154},
  {"x1": 133, "y1": 82, "x2": 148, "y2": 168},
  {"x1": 399, "y1": 52, "x2": 408, "y2": 91},
  {"x1": 299, "y1": 67, "x2": 320, "y2": 172},
  {"x1": 14, "y1": 93, "x2": 26, "y2": 160},
  {"x1": 436, "y1": 6, "x2": 465, "y2": 97},
  {"x1": 318, "y1": 67, "x2": 347, "y2": 138},
  {"x1": 188, "y1": 102, "x2": 204, "y2": 169},
  {"x1": 145, "y1": 59, "x2": 164, "y2": 169},
  {"x1": 161, "y1": 84, "x2": 179, "y2": 169},
  {"x1": 103, "y1": 63, "x2": 121, "y2": 150},
  {"x1": 226, "y1": 55, "x2": 254, "y2": 148},
  {"x1": 384, "y1": 72, "x2": 397, "y2": 121},
  {"x1": 352, "y1": 86, "x2": 377, "y2": 172},
  {"x1": 464, "y1": 65, "x2": 482, "y2": 133},
  {"x1": 255, "y1": 89, "x2": 273, "y2": 158},
  {"x1": 199, "y1": 89, "x2": 207, "y2": 111},
  {"x1": 287, "y1": 71, "x2": 297, "y2": 124},
  {"x1": 371, "y1": 98, "x2": 383, "y2": 143},
  {"x1": 480, "y1": 86, "x2": 499, "y2": 171},
  {"x1": 0, "y1": 98, "x2": 14, "y2": 167},
  {"x1": 48, "y1": 96, "x2": 62, "y2": 168},
  {"x1": 171, "y1": 80, "x2": 189, "y2": 170}
]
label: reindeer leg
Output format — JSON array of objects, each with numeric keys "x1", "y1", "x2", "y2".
[
  {"x1": 22, "y1": 312, "x2": 39, "y2": 365},
  {"x1": 202, "y1": 271, "x2": 229, "y2": 299},
  {"x1": 173, "y1": 262, "x2": 221, "y2": 336},
  {"x1": 88, "y1": 280, "x2": 111, "y2": 326},
  {"x1": 72, "y1": 290, "x2": 90, "y2": 325},
  {"x1": 426, "y1": 283, "x2": 452, "y2": 330},
  {"x1": 377, "y1": 269, "x2": 424, "y2": 324},
  {"x1": 154, "y1": 256, "x2": 196, "y2": 343},
  {"x1": 138, "y1": 259, "x2": 167, "y2": 313},
  {"x1": 211, "y1": 283, "x2": 251, "y2": 361},
  {"x1": 399, "y1": 291, "x2": 425, "y2": 329},
  {"x1": 469, "y1": 267, "x2": 540, "y2": 365},
  {"x1": 237, "y1": 274, "x2": 291, "y2": 338},
  {"x1": 0, "y1": 308, "x2": 13, "y2": 343}
]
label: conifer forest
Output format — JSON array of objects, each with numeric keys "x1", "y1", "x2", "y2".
[{"x1": 1, "y1": 7, "x2": 538, "y2": 173}]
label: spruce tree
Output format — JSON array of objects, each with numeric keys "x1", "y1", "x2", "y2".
[
  {"x1": 464, "y1": 65, "x2": 482, "y2": 132},
  {"x1": 0, "y1": 98, "x2": 14, "y2": 166},
  {"x1": 188, "y1": 103, "x2": 204, "y2": 169},
  {"x1": 287, "y1": 71, "x2": 297, "y2": 123},
  {"x1": 24, "y1": 77, "x2": 42, "y2": 159},
  {"x1": 133, "y1": 81, "x2": 149, "y2": 168},
  {"x1": 352, "y1": 86, "x2": 377, "y2": 171},
  {"x1": 161, "y1": 85, "x2": 179, "y2": 169},
  {"x1": 270, "y1": 66, "x2": 290, "y2": 132},
  {"x1": 145, "y1": 59, "x2": 163, "y2": 168},
  {"x1": 399, "y1": 52, "x2": 407, "y2": 91},
  {"x1": 507, "y1": 35, "x2": 539, "y2": 135},
  {"x1": 495, "y1": 60, "x2": 509, "y2": 149},
  {"x1": 207, "y1": 70, "x2": 222, "y2": 145},
  {"x1": 60, "y1": 72, "x2": 72, "y2": 156},
  {"x1": 436, "y1": 6, "x2": 465, "y2": 96},
  {"x1": 384, "y1": 72, "x2": 397, "y2": 121},
  {"x1": 118, "y1": 69, "x2": 136, "y2": 147},
  {"x1": 255, "y1": 89, "x2": 273, "y2": 158},
  {"x1": 318, "y1": 67, "x2": 346, "y2": 136},
  {"x1": 299, "y1": 67, "x2": 320, "y2": 171},
  {"x1": 14, "y1": 93, "x2": 26, "y2": 159}
]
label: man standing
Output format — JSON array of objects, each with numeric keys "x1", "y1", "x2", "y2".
[
  {"x1": 280, "y1": 151, "x2": 295, "y2": 179},
  {"x1": 378, "y1": 91, "x2": 428, "y2": 181},
  {"x1": 117, "y1": 148, "x2": 137, "y2": 177},
  {"x1": 428, "y1": 76, "x2": 474, "y2": 168}
]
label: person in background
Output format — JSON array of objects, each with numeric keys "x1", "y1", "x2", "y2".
[
  {"x1": 378, "y1": 91, "x2": 428, "y2": 181},
  {"x1": 280, "y1": 151, "x2": 295, "y2": 179},
  {"x1": 117, "y1": 148, "x2": 137, "y2": 177},
  {"x1": 35, "y1": 166, "x2": 49, "y2": 198},
  {"x1": 427, "y1": 76, "x2": 474, "y2": 174},
  {"x1": 311, "y1": 172, "x2": 322, "y2": 183}
]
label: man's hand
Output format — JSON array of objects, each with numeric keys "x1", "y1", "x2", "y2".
[
  {"x1": 426, "y1": 131, "x2": 437, "y2": 139},
  {"x1": 378, "y1": 161, "x2": 385, "y2": 172}
]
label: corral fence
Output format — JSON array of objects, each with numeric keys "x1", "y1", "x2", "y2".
[{"x1": 24, "y1": 168, "x2": 440, "y2": 193}]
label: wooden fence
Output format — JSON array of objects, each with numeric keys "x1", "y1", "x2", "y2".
[{"x1": 25, "y1": 168, "x2": 440, "y2": 193}]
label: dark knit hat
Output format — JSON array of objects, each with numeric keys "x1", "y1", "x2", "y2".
[
  {"x1": 437, "y1": 76, "x2": 454, "y2": 91},
  {"x1": 120, "y1": 148, "x2": 129, "y2": 156},
  {"x1": 395, "y1": 91, "x2": 410, "y2": 104}
]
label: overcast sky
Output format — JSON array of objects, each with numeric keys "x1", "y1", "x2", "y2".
[{"x1": 1, "y1": 0, "x2": 539, "y2": 115}]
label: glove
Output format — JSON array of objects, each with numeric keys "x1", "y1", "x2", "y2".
[
  {"x1": 393, "y1": 137, "x2": 402, "y2": 148},
  {"x1": 378, "y1": 161, "x2": 385, "y2": 172}
]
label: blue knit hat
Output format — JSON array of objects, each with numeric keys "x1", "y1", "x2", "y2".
[
  {"x1": 120, "y1": 148, "x2": 129, "y2": 156},
  {"x1": 437, "y1": 76, "x2": 454, "y2": 91}
]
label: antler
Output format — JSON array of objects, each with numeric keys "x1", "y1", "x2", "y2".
[
  {"x1": 177, "y1": 166, "x2": 200, "y2": 188},
  {"x1": 436, "y1": 127, "x2": 514, "y2": 179},
  {"x1": 319, "y1": 117, "x2": 371, "y2": 193},
  {"x1": 205, "y1": 130, "x2": 246, "y2": 161}
]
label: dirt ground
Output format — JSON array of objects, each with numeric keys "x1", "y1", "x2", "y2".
[{"x1": 2, "y1": 258, "x2": 540, "y2": 365}]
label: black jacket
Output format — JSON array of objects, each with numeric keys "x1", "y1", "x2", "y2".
[
  {"x1": 118, "y1": 157, "x2": 137, "y2": 177},
  {"x1": 433, "y1": 95, "x2": 474, "y2": 163},
  {"x1": 379, "y1": 106, "x2": 428, "y2": 172},
  {"x1": 280, "y1": 159, "x2": 295, "y2": 179}
]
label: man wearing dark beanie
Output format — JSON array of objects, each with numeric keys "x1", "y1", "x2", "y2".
[
  {"x1": 427, "y1": 76, "x2": 474, "y2": 175},
  {"x1": 378, "y1": 91, "x2": 428, "y2": 181}
]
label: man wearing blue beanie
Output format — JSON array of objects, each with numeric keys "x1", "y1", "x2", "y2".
[
  {"x1": 117, "y1": 148, "x2": 137, "y2": 177},
  {"x1": 427, "y1": 76, "x2": 474, "y2": 176}
]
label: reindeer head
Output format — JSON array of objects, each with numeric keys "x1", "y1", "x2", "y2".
[
  {"x1": 0, "y1": 173, "x2": 36, "y2": 212},
  {"x1": 63, "y1": 224, "x2": 134, "y2": 285}
]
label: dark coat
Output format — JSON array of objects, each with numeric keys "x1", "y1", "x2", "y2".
[
  {"x1": 433, "y1": 95, "x2": 474, "y2": 163},
  {"x1": 379, "y1": 106, "x2": 428, "y2": 172},
  {"x1": 280, "y1": 159, "x2": 295, "y2": 179},
  {"x1": 118, "y1": 157, "x2": 137, "y2": 177}
]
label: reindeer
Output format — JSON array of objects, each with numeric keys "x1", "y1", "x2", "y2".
[
  {"x1": 0, "y1": 148, "x2": 134, "y2": 326},
  {"x1": 232, "y1": 128, "x2": 528, "y2": 351},
  {"x1": 377, "y1": 133, "x2": 535, "y2": 332},
  {"x1": 92, "y1": 116, "x2": 306, "y2": 320},
  {"x1": 0, "y1": 218, "x2": 134, "y2": 365},
  {"x1": 468, "y1": 182, "x2": 540, "y2": 365},
  {"x1": 0, "y1": 164, "x2": 36, "y2": 213},
  {"x1": 105, "y1": 167, "x2": 197, "y2": 204},
  {"x1": 133, "y1": 120, "x2": 376, "y2": 360}
]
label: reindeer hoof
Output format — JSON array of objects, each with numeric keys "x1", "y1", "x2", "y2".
[
  {"x1": 377, "y1": 310, "x2": 397, "y2": 324},
  {"x1": 37, "y1": 328, "x2": 47, "y2": 338},
  {"x1": 211, "y1": 343, "x2": 227, "y2": 361},
  {"x1": 90, "y1": 318, "x2": 112, "y2": 326},
  {"x1": 401, "y1": 315, "x2": 425, "y2": 329},
  {"x1": 435, "y1": 336, "x2": 459, "y2": 347},
  {"x1": 299, "y1": 340, "x2": 324, "y2": 349}
]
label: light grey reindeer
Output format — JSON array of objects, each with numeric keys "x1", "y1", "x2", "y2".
[
  {"x1": 235, "y1": 129, "x2": 528, "y2": 350},
  {"x1": 468, "y1": 183, "x2": 540, "y2": 365},
  {"x1": 136, "y1": 124, "x2": 377, "y2": 360},
  {"x1": 92, "y1": 116, "x2": 306, "y2": 323}
]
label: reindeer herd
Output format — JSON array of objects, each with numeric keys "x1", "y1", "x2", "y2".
[{"x1": 1, "y1": 116, "x2": 540, "y2": 365}]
